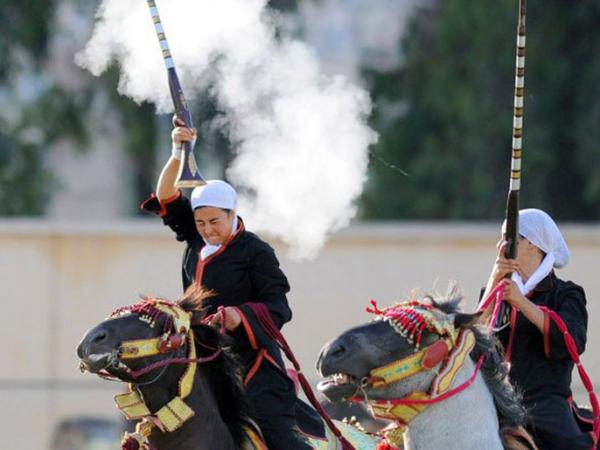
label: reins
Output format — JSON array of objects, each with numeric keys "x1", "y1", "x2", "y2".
[
  {"x1": 127, "y1": 348, "x2": 223, "y2": 379},
  {"x1": 244, "y1": 302, "x2": 357, "y2": 450},
  {"x1": 538, "y1": 307, "x2": 600, "y2": 446},
  {"x1": 356, "y1": 355, "x2": 485, "y2": 409}
]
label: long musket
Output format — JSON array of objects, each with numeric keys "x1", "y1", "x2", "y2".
[
  {"x1": 146, "y1": 0, "x2": 206, "y2": 187},
  {"x1": 495, "y1": 0, "x2": 527, "y2": 329}
]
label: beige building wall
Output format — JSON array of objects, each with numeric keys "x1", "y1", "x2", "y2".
[{"x1": 1, "y1": 220, "x2": 599, "y2": 449}]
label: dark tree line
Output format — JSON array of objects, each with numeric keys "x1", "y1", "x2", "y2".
[{"x1": 362, "y1": 0, "x2": 600, "y2": 221}]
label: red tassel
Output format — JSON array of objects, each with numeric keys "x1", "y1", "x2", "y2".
[
  {"x1": 376, "y1": 443, "x2": 399, "y2": 450},
  {"x1": 366, "y1": 299, "x2": 385, "y2": 315},
  {"x1": 121, "y1": 437, "x2": 140, "y2": 450}
]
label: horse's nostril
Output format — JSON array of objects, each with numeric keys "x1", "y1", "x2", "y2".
[
  {"x1": 331, "y1": 343, "x2": 346, "y2": 359},
  {"x1": 92, "y1": 330, "x2": 107, "y2": 344}
]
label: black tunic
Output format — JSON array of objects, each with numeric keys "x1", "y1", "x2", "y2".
[
  {"x1": 497, "y1": 272, "x2": 594, "y2": 450},
  {"x1": 142, "y1": 191, "x2": 313, "y2": 449},
  {"x1": 143, "y1": 191, "x2": 292, "y2": 328}
]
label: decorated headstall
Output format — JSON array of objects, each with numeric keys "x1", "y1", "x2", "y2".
[
  {"x1": 358, "y1": 300, "x2": 478, "y2": 448},
  {"x1": 109, "y1": 298, "x2": 191, "y2": 362},
  {"x1": 362, "y1": 300, "x2": 471, "y2": 391},
  {"x1": 104, "y1": 299, "x2": 214, "y2": 450}
]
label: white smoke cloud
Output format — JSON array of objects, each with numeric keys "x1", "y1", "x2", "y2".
[{"x1": 77, "y1": 0, "x2": 377, "y2": 258}]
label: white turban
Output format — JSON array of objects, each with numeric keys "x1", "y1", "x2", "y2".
[
  {"x1": 504, "y1": 208, "x2": 570, "y2": 295},
  {"x1": 190, "y1": 180, "x2": 237, "y2": 211},
  {"x1": 190, "y1": 180, "x2": 239, "y2": 261},
  {"x1": 518, "y1": 208, "x2": 570, "y2": 269}
]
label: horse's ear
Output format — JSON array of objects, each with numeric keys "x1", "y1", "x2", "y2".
[{"x1": 453, "y1": 312, "x2": 482, "y2": 329}]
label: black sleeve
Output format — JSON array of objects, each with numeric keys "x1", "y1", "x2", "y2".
[
  {"x1": 242, "y1": 240, "x2": 292, "y2": 329},
  {"x1": 543, "y1": 284, "x2": 588, "y2": 361},
  {"x1": 140, "y1": 191, "x2": 199, "y2": 243}
]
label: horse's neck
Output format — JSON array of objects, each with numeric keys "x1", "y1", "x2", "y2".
[
  {"x1": 404, "y1": 358, "x2": 504, "y2": 450},
  {"x1": 140, "y1": 368, "x2": 237, "y2": 450}
]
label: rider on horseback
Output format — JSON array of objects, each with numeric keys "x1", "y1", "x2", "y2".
[
  {"x1": 481, "y1": 208, "x2": 596, "y2": 450},
  {"x1": 141, "y1": 119, "x2": 315, "y2": 450}
]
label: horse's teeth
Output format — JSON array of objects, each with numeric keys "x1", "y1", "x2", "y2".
[{"x1": 333, "y1": 373, "x2": 353, "y2": 385}]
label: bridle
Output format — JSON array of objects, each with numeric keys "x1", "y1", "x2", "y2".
[
  {"x1": 85, "y1": 298, "x2": 225, "y2": 449},
  {"x1": 351, "y1": 300, "x2": 482, "y2": 448}
]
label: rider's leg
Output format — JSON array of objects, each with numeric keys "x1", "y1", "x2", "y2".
[
  {"x1": 246, "y1": 363, "x2": 313, "y2": 450},
  {"x1": 526, "y1": 395, "x2": 595, "y2": 450}
]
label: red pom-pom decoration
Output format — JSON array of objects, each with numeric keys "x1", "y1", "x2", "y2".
[
  {"x1": 121, "y1": 436, "x2": 141, "y2": 450},
  {"x1": 376, "y1": 443, "x2": 400, "y2": 450}
]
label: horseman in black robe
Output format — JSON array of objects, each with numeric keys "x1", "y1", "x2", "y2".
[
  {"x1": 481, "y1": 208, "x2": 596, "y2": 450},
  {"x1": 142, "y1": 119, "x2": 316, "y2": 450}
]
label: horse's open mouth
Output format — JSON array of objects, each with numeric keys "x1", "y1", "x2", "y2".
[
  {"x1": 317, "y1": 373, "x2": 360, "y2": 402},
  {"x1": 79, "y1": 351, "x2": 118, "y2": 374}
]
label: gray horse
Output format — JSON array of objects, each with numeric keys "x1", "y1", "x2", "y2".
[{"x1": 317, "y1": 295, "x2": 536, "y2": 450}]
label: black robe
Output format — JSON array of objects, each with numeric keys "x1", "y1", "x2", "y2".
[
  {"x1": 142, "y1": 191, "x2": 314, "y2": 449},
  {"x1": 497, "y1": 272, "x2": 595, "y2": 450}
]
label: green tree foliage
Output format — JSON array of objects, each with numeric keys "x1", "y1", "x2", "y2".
[
  {"x1": 0, "y1": 1, "x2": 160, "y2": 216},
  {"x1": 0, "y1": 0, "x2": 92, "y2": 215},
  {"x1": 362, "y1": 0, "x2": 600, "y2": 221},
  {"x1": 1, "y1": 1, "x2": 54, "y2": 78}
]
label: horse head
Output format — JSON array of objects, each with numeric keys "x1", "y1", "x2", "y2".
[
  {"x1": 76, "y1": 291, "x2": 251, "y2": 450},
  {"x1": 317, "y1": 294, "x2": 529, "y2": 450},
  {"x1": 77, "y1": 292, "x2": 225, "y2": 384},
  {"x1": 317, "y1": 296, "x2": 480, "y2": 404}
]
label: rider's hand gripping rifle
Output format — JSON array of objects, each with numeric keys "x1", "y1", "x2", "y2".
[{"x1": 146, "y1": 0, "x2": 205, "y2": 187}]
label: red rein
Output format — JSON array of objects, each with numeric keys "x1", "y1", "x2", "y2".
[
  {"x1": 539, "y1": 306, "x2": 600, "y2": 447},
  {"x1": 127, "y1": 349, "x2": 223, "y2": 379},
  {"x1": 353, "y1": 355, "x2": 485, "y2": 408},
  {"x1": 246, "y1": 303, "x2": 357, "y2": 450}
]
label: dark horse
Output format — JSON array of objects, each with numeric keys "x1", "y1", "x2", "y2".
[
  {"x1": 317, "y1": 294, "x2": 537, "y2": 450},
  {"x1": 77, "y1": 291, "x2": 379, "y2": 450}
]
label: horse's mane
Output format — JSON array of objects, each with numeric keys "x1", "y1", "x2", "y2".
[
  {"x1": 427, "y1": 292, "x2": 528, "y2": 432},
  {"x1": 176, "y1": 288, "x2": 254, "y2": 448}
]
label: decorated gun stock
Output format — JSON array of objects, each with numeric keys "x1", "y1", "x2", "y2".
[
  {"x1": 146, "y1": 0, "x2": 205, "y2": 187},
  {"x1": 495, "y1": 0, "x2": 527, "y2": 329}
]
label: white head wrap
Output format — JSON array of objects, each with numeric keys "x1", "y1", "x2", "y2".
[
  {"x1": 518, "y1": 208, "x2": 570, "y2": 268},
  {"x1": 191, "y1": 180, "x2": 237, "y2": 211},
  {"x1": 504, "y1": 208, "x2": 570, "y2": 295},
  {"x1": 190, "y1": 180, "x2": 239, "y2": 260}
]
